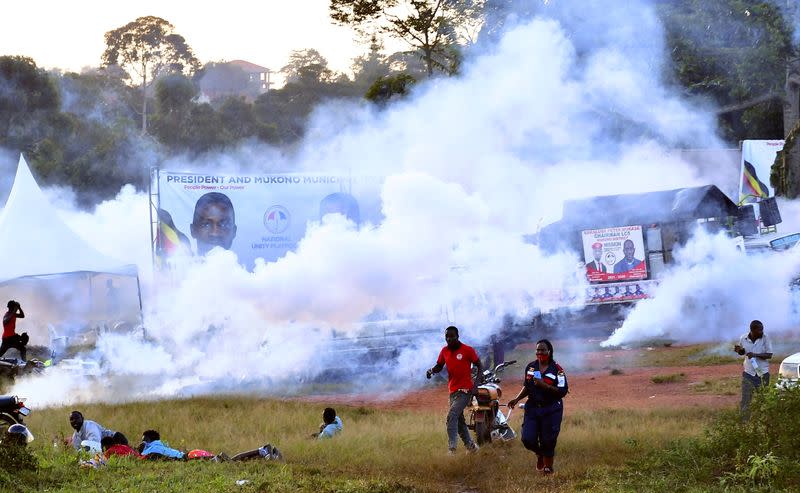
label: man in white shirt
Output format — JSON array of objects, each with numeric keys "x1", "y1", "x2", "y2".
[
  {"x1": 733, "y1": 320, "x2": 773, "y2": 417},
  {"x1": 69, "y1": 411, "x2": 121, "y2": 452}
]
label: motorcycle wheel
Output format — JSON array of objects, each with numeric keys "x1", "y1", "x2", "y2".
[{"x1": 475, "y1": 417, "x2": 492, "y2": 445}]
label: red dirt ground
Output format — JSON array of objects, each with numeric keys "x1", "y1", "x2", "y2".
[{"x1": 300, "y1": 346, "x2": 743, "y2": 413}]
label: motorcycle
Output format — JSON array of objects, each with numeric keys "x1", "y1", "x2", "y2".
[
  {"x1": 0, "y1": 357, "x2": 47, "y2": 380},
  {"x1": 467, "y1": 360, "x2": 517, "y2": 445},
  {"x1": 0, "y1": 395, "x2": 31, "y2": 435}
]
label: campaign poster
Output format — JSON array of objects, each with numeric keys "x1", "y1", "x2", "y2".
[
  {"x1": 581, "y1": 226, "x2": 647, "y2": 282},
  {"x1": 739, "y1": 140, "x2": 784, "y2": 204},
  {"x1": 156, "y1": 171, "x2": 382, "y2": 270}
]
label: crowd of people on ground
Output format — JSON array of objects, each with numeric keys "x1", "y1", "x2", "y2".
[{"x1": 60, "y1": 406, "x2": 344, "y2": 468}]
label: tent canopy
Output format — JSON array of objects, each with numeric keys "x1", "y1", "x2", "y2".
[{"x1": 0, "y1": 156, "x2": 137, "y2": 283}]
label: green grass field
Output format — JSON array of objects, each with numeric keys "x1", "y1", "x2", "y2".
[
  {"x1": 1, "y1": 396, "x2": 722, "y2": 493},
  {"x1": 4, "y1": 342, "x2": 799, "y2": 492}
]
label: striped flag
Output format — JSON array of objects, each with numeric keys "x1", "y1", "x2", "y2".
[
  {"x1": 156, "y1": 209, "x2": 191, "y2": 260},
  {"x1": 741, "y1": 160, "x2": 768, "y2": 200}
]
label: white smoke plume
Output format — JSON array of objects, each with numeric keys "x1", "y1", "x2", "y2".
[
  {"x1": 603, "y1": 228, "x2": 800, "y2": 347},
  {"x1": 10, "y1": 1, "x2": 792, "y2": 406}
]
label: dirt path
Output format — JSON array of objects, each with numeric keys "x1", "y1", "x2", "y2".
[{"x1": 300, "y1": 360, "x2": 743, "y2": 413}]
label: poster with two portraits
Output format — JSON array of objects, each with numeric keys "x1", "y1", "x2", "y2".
[
  {"x1": 156, "y1": 171, "x2": 382, "y2": 270},
  {"x1": 581, "y1": 225, "x2": 647, "y2": 282}
]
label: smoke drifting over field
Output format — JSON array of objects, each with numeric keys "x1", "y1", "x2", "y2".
[{"x1": 7, "y1": 1, "x2": 799, "y2": 406}]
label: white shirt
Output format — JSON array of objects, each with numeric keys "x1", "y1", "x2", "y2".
[
  {"x1": 72, "y1": 420, "x2": 115, "y2": 451},
  {"x1": 739, "y1": 332, "x2": 773, "y2": 377}
]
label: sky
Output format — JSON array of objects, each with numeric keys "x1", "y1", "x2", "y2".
[{"x1": 1, "y1": 0, "x2": 372, "y2": 75}]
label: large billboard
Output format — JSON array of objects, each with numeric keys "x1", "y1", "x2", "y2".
[
  {"x1": 581, "y1": 225, "x2": 647, "y2": 282},
  {"x1": 156, "y1": 171, "x2": 382, "y2": 269},
  {"x1": 739, "y1": 139, "x2": 783, "y2": 204}
]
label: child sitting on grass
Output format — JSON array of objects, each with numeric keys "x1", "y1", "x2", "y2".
[{"x1": 312, "y1": 407, "x2": 342, "y2": 439}]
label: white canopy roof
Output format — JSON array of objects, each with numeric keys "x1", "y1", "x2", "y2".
[{"x1": 0, "y1": 156, "x2": 137, "y2": 283}]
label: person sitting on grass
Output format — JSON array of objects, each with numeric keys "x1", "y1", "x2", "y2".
[
  {"x1": 312, "y1": 407, "x2": 342, "y2": 439},
  {"x1": 138, "y1": 430, "x2": 185, "y2": 460},
  {"x1": 69, "y1": 411, "x2": 127, "y2": 452},
  {"x1": 101, "y1": 436, "x2": 142, "y2": 459}
]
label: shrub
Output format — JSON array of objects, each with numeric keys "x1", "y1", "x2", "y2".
[
  {"x1": 650, "y1": 373, "x2": 686, "y2": 384},
  {"x1": 0, "y1": 444, "x2": 37, "y2": 473},
  {"x1": 612, "y1": 384, "x2": 800, "y2": 490}
]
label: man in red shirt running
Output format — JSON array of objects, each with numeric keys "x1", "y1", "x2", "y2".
[
  {"x1": 0, "y1": 300, "x2": 27, "y2": 361},
  {"x1": 426, "y1": 325, "x2": 483, "y2": 454}
]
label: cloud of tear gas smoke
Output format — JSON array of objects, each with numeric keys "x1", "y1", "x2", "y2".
[
  {"x1": 12, "y1": 1, "x2": 762, "y2": 405},
  {"x1": 603, "y1": 228, "x2": 800, "y2": 347},
  {"x1": 54, "y1": 185, "x2": 153, "y2": 281}
]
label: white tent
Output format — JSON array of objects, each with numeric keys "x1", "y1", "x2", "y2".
[{"x1": 0, "y1": 156, "x2": 141, "y2": 346}]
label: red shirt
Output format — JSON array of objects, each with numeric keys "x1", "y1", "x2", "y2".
[
  {"x1": 2, "y1": 312, "x2": 16, "y2": 339},
  {"x1": 104, "y1": 444, "x2": 142, "y2": 458},
  {"x1": 437, "y1": 343, "x2": 479, "y2": 393}
]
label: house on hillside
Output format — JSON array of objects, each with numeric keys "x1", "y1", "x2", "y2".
[{"x1": 198, "y1": 60, "x2": 273, "y2": 102}]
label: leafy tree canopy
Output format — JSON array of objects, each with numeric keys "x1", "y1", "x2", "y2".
[
  {"x1": 102, "y1": 16, "x2": 200, "y2": 133},
  {"x1": 330, "y1": 0, "x2": 482, "y2": 75},
  {"x1": 282, "y1": 49, "x2": 336, "y2": 84},
  {"x1": 657, "y1": 0, "x2": 794, "y2": 141},
  {"x1": 101, "y1": 16, "x2": 200, "y2": 87}
]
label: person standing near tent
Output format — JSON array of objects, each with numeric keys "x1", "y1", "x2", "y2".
[
  {"x1": 106, "y1": 279, "x2": 121, "y2": 318},
  {"x1": 0, "y1": 300, "x2": 27, "y2": 361}
]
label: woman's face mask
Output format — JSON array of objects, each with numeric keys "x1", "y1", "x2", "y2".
[{"x1": 535, "y1": 344, "x2": 550, "y2": 364}]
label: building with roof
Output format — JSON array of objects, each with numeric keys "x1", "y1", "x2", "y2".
[{"x1": 198, "y1": 60, "x2": 273, "y2": 102}]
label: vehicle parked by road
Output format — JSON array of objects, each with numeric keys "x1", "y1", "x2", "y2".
[{"x1": 779, "y1": 352, "x2": 800, "y2": 388}]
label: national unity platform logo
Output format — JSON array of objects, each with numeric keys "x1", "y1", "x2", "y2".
[{"x1": 264, "y1": 205, "x2": 290, "y2": 233}]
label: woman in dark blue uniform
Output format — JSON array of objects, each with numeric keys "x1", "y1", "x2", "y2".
[{"x1": 507, "y1": 339, "x2": 568, "y2": 475}]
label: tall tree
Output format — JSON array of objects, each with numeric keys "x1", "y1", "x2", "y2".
[
  {"x1": 101, "y1": 16, "x2": 200, "y2": 133},
  {"x1": 0, "y1": 56, "x2": 60, "y2": 146},
  {"x1": 351, "y1": 35, "x2": 393, "y2": 91},
  {"x1": 281, "y1": 49, "x2": 335, "y2": 84},
  {"x1": 330, "y1": 0, "x2": 479, "y2": 76},
  {"x1": 657, "y1": 0, "x2": 793, "y2": 141}
]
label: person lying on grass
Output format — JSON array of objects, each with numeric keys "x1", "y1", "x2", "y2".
[
  {"x1": 101, "y1": 436, "x2": 142, "y2": 459},
  {"x1": 311, "y1": 407, "x2": 342, "y2": 439},
  {"x1": 228, "y1": 443, "x2": 283, "y2": 461},
  {"x1": 137, "y1": 430, "x2": 185, "y2": 460}
]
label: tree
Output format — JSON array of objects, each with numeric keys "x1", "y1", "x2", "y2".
[
  {"x1": 219, "y1": 96, "x2": 261, "y2": 141},
  {"x1": 474, "y1": 0, "x2": 538, "y2": 45},
  {"x1": 365, "y1": 73, "x2": 417, "y2": 103},
  {"x1": 351, "y1": 35, "x2": 393, "y2": 92},
  {"x1": 101, "y1": 16, "x2": 200, "y2": 133},
  {"x1": 657, "y1": 0, "x2": 793, "y2": 142},
  {"x1": 281, "y1": 49, "x2": 335, "y2": 84},
  {"x1": 330, "y1": 0, "x2": 478, "y2": 76},
  {"x1": 0, "y1": 56, "x2": 60, "y2": 147},
  {"x1": 150, "y1": 73, "x2": 198, "y2": 149}
]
